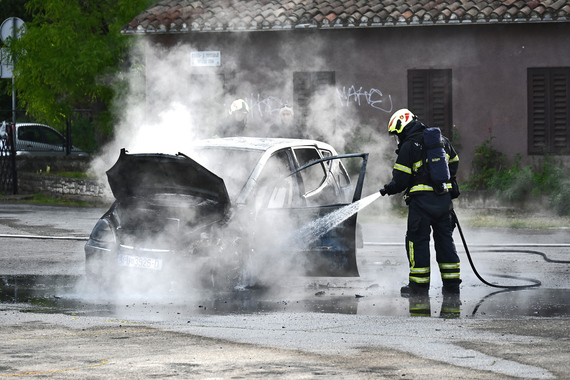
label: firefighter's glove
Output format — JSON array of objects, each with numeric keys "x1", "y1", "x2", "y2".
[{"x1": 379, "y1": 187, "x2": 388, "y2": 196}]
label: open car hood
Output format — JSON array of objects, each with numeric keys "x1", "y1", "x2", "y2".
[{"x1": 106, "y1": 149, "x2": 230, "y2": 207}]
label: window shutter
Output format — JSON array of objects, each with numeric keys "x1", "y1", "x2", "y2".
[
  {"x1": 293, "y1": 71, "x2": 335, "y2": 127},
  {"x1": 528, "y1": 69, "x2": 549, "y2": 154},
  {"x1": 293, "y1": 72, "x2": 312, "y2": 124},
  {"x1": 528, "y1": 68, "x2": 570, "y2": 154},
  {"x1": 408, "y1": 69, "x2": 452, "y2": 137},
  {"x1": 431, "y1": 70, "x2": 452, "y2": 135},
  {"x1": 552, "y1": 69, "x2": 569, "y2": 153},
  {"x1": 408, "y1": 70, "x2": 428, "y2": 121}
]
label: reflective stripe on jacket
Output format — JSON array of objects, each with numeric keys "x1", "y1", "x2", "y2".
[{"x1": 384, "y1": 121, "x2": 459, "y2": 196}]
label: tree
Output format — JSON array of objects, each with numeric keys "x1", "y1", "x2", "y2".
[{"x1": 4, "y1": 0, "x2": 153, "y2": 148}]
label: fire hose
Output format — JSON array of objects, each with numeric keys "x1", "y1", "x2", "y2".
[{"x1": 451, "y1": 209, "x2": 546, "y2": 289}]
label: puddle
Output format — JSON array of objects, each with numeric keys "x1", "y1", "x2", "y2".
[
  {"x1": 1, "y1": 275, "x2": 570, "y2": 320},
  {"x1": 469, "y1": 288, "x2": 570, "y2": 318}
]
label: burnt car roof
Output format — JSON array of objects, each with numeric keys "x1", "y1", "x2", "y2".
[
  {"x1": 190, "y1": 137, "x2": 334, "y2": 152},
  {"x1": 106, "y1": 148, "x2": 230, "y2": 207},
  {"x1": 107, "y1": 138, "x2": 340, "y2": 206},
  {"x1": 187, "y1": 137, "x2": 340, "y2": 204}
]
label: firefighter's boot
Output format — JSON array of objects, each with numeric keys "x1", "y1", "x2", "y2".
[{"x1": 400, "y1": 283, "x2": 429, "y2": 298}]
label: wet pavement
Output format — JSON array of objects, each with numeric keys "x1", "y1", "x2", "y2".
[
  {"x1": 1, "y1": 273, "x2": 570, "y2": 320},
  {"x1": 1, "y1": 202, "x2": 570, "y2": 378}
]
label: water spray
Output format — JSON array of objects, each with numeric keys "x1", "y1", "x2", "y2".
[{"x1": 293, "y1": 192, "x2": 381, "y2": 246}]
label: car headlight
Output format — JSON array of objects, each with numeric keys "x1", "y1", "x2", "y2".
[{"x1": 89, "y1": 219, "x2": 116, "y2": 244}]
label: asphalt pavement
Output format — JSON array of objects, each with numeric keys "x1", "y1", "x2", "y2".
[{"x1": 0, "y1": 202, "x2": 569, "y2": 379}]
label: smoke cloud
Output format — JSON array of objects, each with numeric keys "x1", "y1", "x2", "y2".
[{"x1": 85, "y1": 36, "x2": 397, "y2": 302}]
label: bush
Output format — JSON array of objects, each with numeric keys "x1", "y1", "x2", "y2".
[
  {"x1": 550, "y1": 179, "x2": 570, "y2": 216},
  {"x1": 489, "y1": 162, "x2": 534, "y2": 202},
  {"x1": 465, "y1": 139, "x2": 570, "y2": 215},
  {"x1": 465, "y1": 136, "x2": 506, "y2": 190},
  {"x1": 70, "y1": 115, "x2": 98, "y2": 153}
]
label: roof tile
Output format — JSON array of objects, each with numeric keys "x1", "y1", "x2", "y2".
[{"x1": 122, "y1": 0, "x2": 570, "y2": 34}]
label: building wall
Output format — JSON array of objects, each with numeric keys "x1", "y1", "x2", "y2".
[{"x1": 146, "y1": 22, "x2": 570, "y2": 180}]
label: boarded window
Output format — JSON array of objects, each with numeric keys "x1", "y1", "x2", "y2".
[
  {"x1": 408, "y1": 69, "x2": 453, "y2": 137},
  {"x1": 528, "y1": 68, "x2": 570, "y2": 155},
  {"x1": 293, "y1": 71, "x2": 335, "y2": 135}
]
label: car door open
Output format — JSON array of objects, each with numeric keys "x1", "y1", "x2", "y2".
[{"x1": 254, "y1": 153, "x2": 368, "y2": 277}]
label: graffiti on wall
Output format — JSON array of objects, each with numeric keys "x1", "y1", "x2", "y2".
[
  {"x1": 240, "y1": 84, "x2": 393, "y2": 119},
  {"x1": 247, "y1": 94, "x2": 287, "y2": 119},
  {"x1": 336, "y1": 86, "x2": 393, "y2": 113}
]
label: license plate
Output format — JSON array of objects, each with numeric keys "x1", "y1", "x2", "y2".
[{"x1": 118, "y1": 254, "x2": 163, "y2": 270}]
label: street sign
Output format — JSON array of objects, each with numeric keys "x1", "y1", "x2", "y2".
[
  {"x1": 1, "y1": 48, "x2": 12, "y2": 79},
  {"x1": 0, "y1": 17, "x2": 25, "y2": 42},
  {"x1": 1, "y1": 17, "x2": 25, "y2": 123}
]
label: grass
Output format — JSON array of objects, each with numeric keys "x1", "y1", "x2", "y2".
[
  {"x1": 36, "y1": 170, "x2": 93, "y2": 179},
  {"x1": 358, "y1": 198, "x2": 570, "y2": 229},
  {"x1": 53, "y1": 171, "x2": 92, "y2": 179},
  {"x1": 462, "y1": 211, "x2": 570, "y2": 229},
  {"x1": 0, "y1": 193, "x2": 98, "y2": 207}
]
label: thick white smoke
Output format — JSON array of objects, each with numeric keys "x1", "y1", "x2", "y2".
[{"x1": 85, "y1": 37, "x2": 397, "y2": 301}]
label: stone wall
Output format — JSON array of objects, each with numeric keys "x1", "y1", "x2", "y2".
[
  {"x1": 17, "y1": 172, "x2": 112, "y2": 204},
  {"x1": 14, "y1": 156, "x2": 113, "y2": 205},
  {"x1": 15, "y1": 155, "x2": 91, "y2": 173}
]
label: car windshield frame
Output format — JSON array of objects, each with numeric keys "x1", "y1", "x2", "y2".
[{"x1": 186, "y1": 146, "x2": 264, "y2": 199}]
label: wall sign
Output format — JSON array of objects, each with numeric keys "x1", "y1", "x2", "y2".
[{"x1": 191, "y1": 51, "x2": 221, "y2": 67}]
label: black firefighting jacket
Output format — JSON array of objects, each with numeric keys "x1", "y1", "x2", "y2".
[{"x1": 383, "y1": 121, "x2": 459, "y2": 196}]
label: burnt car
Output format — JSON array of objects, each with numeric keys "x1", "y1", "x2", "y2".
[{"x1": 84, "y1": 137, "x2": 368, "y2": 289}]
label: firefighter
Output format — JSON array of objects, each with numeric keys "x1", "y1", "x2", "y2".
[
  {"x1": 380, "y1": 109, "x2": 461, "y2": 297},
  {"x1": 218, "y1": 99, "x2": 250, "y2": 137},
  {"x1": 268, "y1": 105, "x2": 301, "y2": 138}
]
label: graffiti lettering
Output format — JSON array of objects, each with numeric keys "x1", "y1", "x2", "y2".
[
  {"x1": 247, "y1": 94, "x2": 286, "y2": 118},
  {"x1": 239, "y1": 85, "x2": 393, "y2": 118},
  {"x1": 336, "y1": 86, "x2": 393, "y2": 113}
]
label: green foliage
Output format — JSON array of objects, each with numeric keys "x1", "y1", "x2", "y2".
[
  {"x1": 3, "y1": 0, "x2": 153, "y2": 145},
  {"x1": 488, "y1": 154, "x2": 566, "y2": 203},
  {"x1": 54, "y1": 171, "x2": 91, "y2": 179},
  {"x1": 70, "y1": 114, "x2": 98, "y2": 152},
  {"x1": 465, "y1": 138, "x2": 570, "y2": 216},
  {"x1": 29, "y1": 193, "x2": 94, "y2": 207},
  {"x1": 465, "y1": 136, "x2": 506, "y2": 190},
  {"x1": 486, "y1": 154, "x2": 533, "y2": 201},
  {"x1": 549, "y1": 179, "x2": 570, "y2": 217}
]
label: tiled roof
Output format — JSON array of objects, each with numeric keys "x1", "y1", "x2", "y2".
[{"x1": 122, "y1": 0, "x2": 570, "y2": 34}]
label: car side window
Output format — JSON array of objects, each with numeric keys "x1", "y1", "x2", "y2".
[
  {"x1": 40, "y1": 127, "x2": 65, "y2": 146},
  {"x1": 256, "y1": 150, "x2": 297, "y2": 209},
  {"x1": 293, "y1": 148, "x2": 326, "y2": 193},
  {"x1": 18, "y1": 126, "x2": 42, "y2": 143},
  {"x1": 331, "y1": 160, "x2": 351, "y2": 188}
]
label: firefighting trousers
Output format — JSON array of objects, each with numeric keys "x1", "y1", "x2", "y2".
[{"x1": 405, "y1": 193, "x2": 461, "y2": 288}]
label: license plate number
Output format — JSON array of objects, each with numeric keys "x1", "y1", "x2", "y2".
[{"x1": 118, "y1": 254, "x2": 163, "y2": 270}]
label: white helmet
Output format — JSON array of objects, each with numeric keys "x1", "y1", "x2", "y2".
[
  {"x1": 388, "y1": 109, "x2": 416, "y2": 135},
  {"x1": 229, "y1": 99, "x2": 249, "y2": 115}
]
